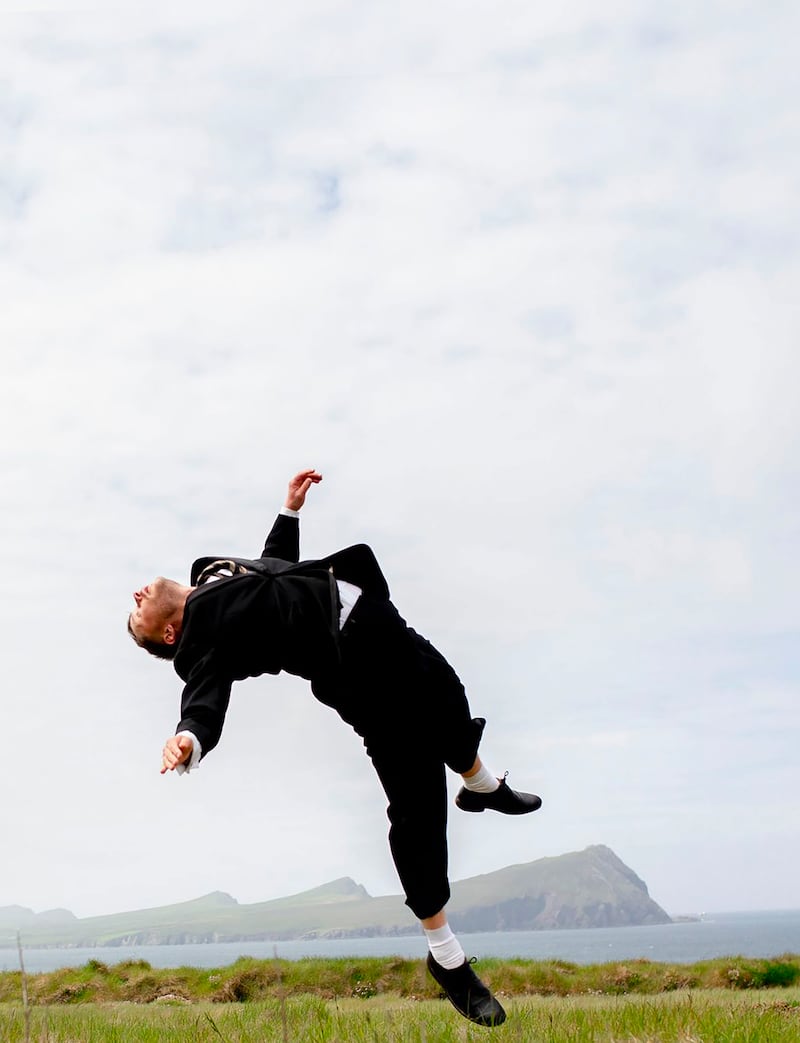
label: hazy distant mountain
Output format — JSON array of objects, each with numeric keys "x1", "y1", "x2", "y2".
[
  {"x1": 0, "y1": 845, "x2": 670, "y2": 949},
  {"x1": 0, "y1": 906, "x2": 76, "y2": 928}
]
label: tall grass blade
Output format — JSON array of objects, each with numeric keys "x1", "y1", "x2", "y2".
[
  {"x1": 203, "y1": 1010, "x2": 231, "y2": 1041},
  {"x1": 16, "y1": 932, "x2": 30, "y2": 1043}
]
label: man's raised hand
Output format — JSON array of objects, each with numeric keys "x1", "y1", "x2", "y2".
[
  {"x1": 160, "y1": 734, "x2": 194, "y2": 774},
  {"x1": 285, "y1": 468, "x2": 323, "y2": 511}
]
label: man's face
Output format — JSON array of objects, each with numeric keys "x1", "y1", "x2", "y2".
[{"x1": 130, "y1": 577, "x2": 184, "y2": 644}]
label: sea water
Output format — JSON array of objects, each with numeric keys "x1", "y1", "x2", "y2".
[{"x1": 3, "y1": 910, "x2": 799, "y2": 974}]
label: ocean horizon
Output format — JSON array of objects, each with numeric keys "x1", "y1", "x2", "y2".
[{"x1": 3, "y1": 909, "x2": 799, "y2": 975}]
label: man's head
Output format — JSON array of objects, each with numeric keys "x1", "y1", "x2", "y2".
[{"x1": 128, "y1": 578, "x2": 192, "y2": 661}]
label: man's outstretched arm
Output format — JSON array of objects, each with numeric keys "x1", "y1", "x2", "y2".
[
  {"x1": 260, "y1": 468, "x2": 322, "y2": 561},
  {"x1": 161, "y1": 653, "x2": 233, "y2": 775}
]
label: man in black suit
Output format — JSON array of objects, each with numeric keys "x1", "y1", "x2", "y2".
[{"x1": 128, "y1": 469, "x2": 541, "y2": 1028}]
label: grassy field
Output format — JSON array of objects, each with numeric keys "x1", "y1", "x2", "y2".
[
  {"x1": 0, "y1": 956, "x2": 798, "y2": 1041},
  {"x1": 1, "y1": 990, "x2": 799, "y2": 1042}
]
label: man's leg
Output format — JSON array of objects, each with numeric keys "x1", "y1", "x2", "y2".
[
  {"x1": 328, "y1": 593, "x2": 541, "y2": 812},
  {"x1": 366, "y1": 739, "x2": 451, "y2": 922},
  {"x1": 409, "y1": 632, "x2": 542, "y2": 815},
  {"x1": 365, "y1": 737, "x2": 506, "y2": 1028},
  {"x1": 318, "y1": 596, "x2": 525, "y2": 1025}
]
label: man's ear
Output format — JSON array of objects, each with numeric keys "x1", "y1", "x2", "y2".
[{"x1": 163, "y1": 623, "x2": 178, "y2": 646}]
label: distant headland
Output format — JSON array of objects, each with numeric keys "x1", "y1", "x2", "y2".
[{"x1": 0, "y1": 845, "x2": 671, "y2": 949}]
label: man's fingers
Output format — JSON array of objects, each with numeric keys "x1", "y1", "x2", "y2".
[
  {"x1": 161, "y1": 739, "x2": 185, "y2": 773},
  {"x1": 285, "y1": 470, "x2": 322, "y2": 510},
  {"x1": 161, "y1": 735, "x2": 193, "y2": 773}
]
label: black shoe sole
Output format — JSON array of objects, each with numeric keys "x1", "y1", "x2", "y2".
[{"x1": 455, "y1": 791, "x2": 542, "y2": 815}]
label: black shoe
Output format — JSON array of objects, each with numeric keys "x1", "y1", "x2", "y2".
[
  {"x1": 455, "y1": 773, "x2": 542, "y2": 815},
  {"x1": 427, "y1": 953, "x2": 506, "y2": 1027}
]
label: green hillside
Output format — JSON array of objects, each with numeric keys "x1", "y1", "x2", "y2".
[{"x1": 0, "y1": 845, "x2": 670, "y2": 949}]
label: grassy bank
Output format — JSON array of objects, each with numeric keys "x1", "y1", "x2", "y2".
[
  {"x1": 1, "y1": 956, "x2": 799, "y2": 1041},
  {"x1": 1, "y1": 953, "x2": 799, "y2": 1005}
]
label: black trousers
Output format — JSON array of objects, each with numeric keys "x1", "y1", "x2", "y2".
[{"x1": 312, "y1": 595, "x2": 485, "y2": 920}]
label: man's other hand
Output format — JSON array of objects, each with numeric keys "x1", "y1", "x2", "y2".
[
  {"x1": 160, "y1": 734, "x2": 194, "y2": 774},
  {"x1": 285, "y1": 468, "x2": 322, "y2": 511}
]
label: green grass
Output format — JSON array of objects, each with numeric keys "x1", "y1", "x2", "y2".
[
  {"x1": 1, "y1": 957, "x2": 799, "y2": 1041},
  {"x1": 0, "y1": 990, "x2": 799, "y2": 1042},
  {"x1": 1, "y1": 954, "x2": 799, "y2": 1005}
]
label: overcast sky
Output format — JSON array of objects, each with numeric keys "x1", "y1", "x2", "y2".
[{"x1": 1, "y1": 2, "x2": 798, "y2": 925}]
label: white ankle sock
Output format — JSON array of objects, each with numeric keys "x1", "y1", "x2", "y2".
[
  {"x1": 424, "y1": 924, "x2": 465, "y2": 970},
  {"x1": 462, "y1": 763, "x2": 499, "y2": 794}
]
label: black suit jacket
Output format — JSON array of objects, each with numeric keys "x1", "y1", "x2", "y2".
[{"x1": 173, "y1": 513, "x2": 389, "y2": 758}]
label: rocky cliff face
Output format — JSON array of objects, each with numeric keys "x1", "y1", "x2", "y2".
[{"x1": 447, "y1": 844, "x2": 671, "y2": 932}]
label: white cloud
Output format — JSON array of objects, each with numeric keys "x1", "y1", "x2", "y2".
[{"x1": 0, "y1": 1, "x2": 798, "y2": 918}]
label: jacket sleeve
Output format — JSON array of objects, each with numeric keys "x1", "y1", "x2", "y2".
[
  {"x1": 259, "y1": 512, "x2": 300, "y2": 563},
  {"x1": 176, "y1": 650, "x2": 232, "y2": 759}
]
